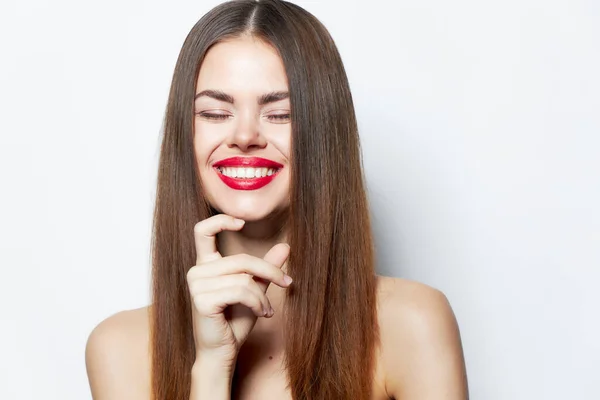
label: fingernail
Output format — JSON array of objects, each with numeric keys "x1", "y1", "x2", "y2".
[
  {"x1": 283, "y1": 275, "x2": 293, "y2": 285},
  {"x1": 234, "y1": 218, "x2": 245, "y2": 225}
]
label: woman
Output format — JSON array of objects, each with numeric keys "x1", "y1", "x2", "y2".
[{"x1": 85, "y1": 0, "x2": 469, "y2": 399}]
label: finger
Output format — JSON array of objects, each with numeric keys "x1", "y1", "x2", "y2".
[
  {"x1": 188, "y1": 274, "x2": 273, "y2": 313},
  {"x1": 257, "y1": 243, "x2": 292, "y2": 292},
  {"x1": 194, "y1": 214, "x2": 245, "y2": 265},
  {"x1": 263, "y1": 243, "x2": 291, "y2": 267},
  {"x1": 192, "y1": 286, "x2": 269, "y2": 317},
  {"x1": 187, "y1": 251, "x2": 291, "y2": 288}
]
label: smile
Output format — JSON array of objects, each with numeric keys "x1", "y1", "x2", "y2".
[
  {"x1": 217, "y1": 166, "x2": 279, "y2": 179},
  {"x1": 213, "y1": 156, "x2": 283, "y2": 190}
]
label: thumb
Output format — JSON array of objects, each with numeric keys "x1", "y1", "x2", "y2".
[
  {"x1": 263, "y1": 243, "x2": 290, "y2": 269},
  {"x1": 254, "y1": 243, "x2": 291, "y2": 292}
]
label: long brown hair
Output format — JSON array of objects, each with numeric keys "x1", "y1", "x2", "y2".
[{"x1": 150, "y1": 1, "x2": 379, "y2": 399}]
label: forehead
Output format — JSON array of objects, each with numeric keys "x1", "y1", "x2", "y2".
[{"x1": 196, "y1": 36, "x2": 288, "y2": 93}]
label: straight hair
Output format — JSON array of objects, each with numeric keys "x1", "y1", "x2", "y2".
[{"x1": 150, "y1": 1, "x2": 380, "y2": 398}]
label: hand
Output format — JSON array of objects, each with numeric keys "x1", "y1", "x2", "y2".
[{"x1": 187, "y1": 214, "x2": 292, "y2": 367}]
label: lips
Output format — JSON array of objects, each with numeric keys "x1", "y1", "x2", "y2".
[
  {"x1": 213, "y1": 156, "x2": 283, "y2": 169},
  {"x1": 213, "y1": 156, "x2": 284, "y2": 191}
]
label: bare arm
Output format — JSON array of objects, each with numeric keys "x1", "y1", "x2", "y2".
[
  {"x1": 189, "y1": 358, "x2": 235, "y2": 400},
  {"x1": 381, "y1": 279, "x2": 469, "y2": 400}
]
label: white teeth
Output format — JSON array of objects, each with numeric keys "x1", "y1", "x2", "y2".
[{"x1": 219, "y1": 166, "x2": 279, "y2": 178}]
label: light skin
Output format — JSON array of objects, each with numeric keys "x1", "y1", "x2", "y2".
[
  {"x1": 193, "y1": 33, "x2": 291, "y2": 243},
  {"x1": 190, "y1": 37, "x2": 295, "y2": 382},
  {"x1": 85, "y1": 34, "x2": 469, "y2": 399}
]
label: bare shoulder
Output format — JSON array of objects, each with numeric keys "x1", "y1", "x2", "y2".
[
  {"x1": 375, "y1": 276, "x2": 469, "y2": 399},
  {"x1": 85, "y1": 305, "x2": 152, "y2": 400}
]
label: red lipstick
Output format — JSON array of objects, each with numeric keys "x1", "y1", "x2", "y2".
[{"x1": 213, "y1": 157, "x2": 284, "y2": 191}]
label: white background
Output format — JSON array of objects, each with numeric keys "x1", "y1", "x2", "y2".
[{"x1": 1, "y1": 0, "x2": 598, "y2": 399}]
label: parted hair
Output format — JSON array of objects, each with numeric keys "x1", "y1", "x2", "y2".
[{"x1": 150, "y1": 1, "x2": 379, "y2": 399}]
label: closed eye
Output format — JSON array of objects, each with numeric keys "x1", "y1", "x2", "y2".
[
  {"x1": 195, "y1": 112, "x2": 290, "y2": 122},
  {"x1": 196, "y1": 112, "x2": 230, "y2": 121},
  {"x1": 266, "y1": 114, "x2": 290, "y2": 122}
]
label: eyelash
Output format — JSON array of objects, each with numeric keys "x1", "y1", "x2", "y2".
[{"x1": 197, "y1": 112, "x2": 290, "y2": 121}]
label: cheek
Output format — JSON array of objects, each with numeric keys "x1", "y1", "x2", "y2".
[
  {"x1": 263, "y1": 127, "x2": 291, "y2": 160},
  {"x1": 274, "y1": 134, "x2": 291, "y2": 153},
  {"x1": 193, "y1": 123, "x2": 224, "y2": 164}
]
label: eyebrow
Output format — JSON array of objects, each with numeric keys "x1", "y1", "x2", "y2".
[{"x1": 194, "y1": 89, "x2": 289, "y2": 105}]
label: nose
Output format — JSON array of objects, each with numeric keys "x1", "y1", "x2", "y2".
[{"x1": 226, "y1": 112, "x2": 267, "y2": 152}]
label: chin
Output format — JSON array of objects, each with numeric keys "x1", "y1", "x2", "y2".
[{"x1": 211, "y1": 199, "x2": 289, "y2": 223}]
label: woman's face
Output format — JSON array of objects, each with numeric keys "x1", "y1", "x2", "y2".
[{"x1": 193, "y1": 35, "x2": 291, "y2": 221}]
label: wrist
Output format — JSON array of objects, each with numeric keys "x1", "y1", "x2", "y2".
[
  {"x1": 190, "y1": 360, "x2": 235, "y2": 400},
  {"x1": 192, "y1": 356, "x2": 235, "y2": 378},
  {"x1": 194, "y1": 347, "x2": 238, "y2": 371}
]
